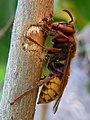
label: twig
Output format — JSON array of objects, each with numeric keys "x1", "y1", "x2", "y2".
[
  {"x1": 41, "y1": 105, "x2": 48, "y2": 120},
  {"x1": 0, "y1": 18, "x2": 14, "y2": 38},
  {"x1": 1, "y1": 0, "x2": 53, "y2": 120}
]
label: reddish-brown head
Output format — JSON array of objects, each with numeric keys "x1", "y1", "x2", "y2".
[{"x1": 51, "y1": 10, "x2": 75, "y2": 34}]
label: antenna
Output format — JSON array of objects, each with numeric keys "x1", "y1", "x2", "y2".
[{"x1": 63, "y1": 9, "x2": 73, "y2": 23}]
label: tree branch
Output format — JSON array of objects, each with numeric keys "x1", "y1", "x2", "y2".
[
  {"x1": 0, "y1": 19, "x2": 13, "y2": 38},
  {"x1": 1, "y1": 0, "x2": 53, "y2": 120}
]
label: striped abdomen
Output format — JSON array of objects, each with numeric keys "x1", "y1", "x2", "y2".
[
  {"x1": 37, "y1": 77, "x2": 61, "y2": 104},
  {"x1": 37, "y1": 70, "x2": 69, "y2": 104}
]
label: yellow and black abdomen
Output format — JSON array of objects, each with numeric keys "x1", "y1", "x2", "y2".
[
  {"x1": 37, "y1": 50, "x2": 71, "y2": 104},
  {"x1": 37, "y1": 77, "x2": 62, "y2": 104},
  {"x1": 37, "y1": 63, "x2": 70, "y2": 104}
]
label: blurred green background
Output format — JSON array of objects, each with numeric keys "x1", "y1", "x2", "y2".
[{"x1": 0, "y1": 0, "x2": 90, "y2": 99}]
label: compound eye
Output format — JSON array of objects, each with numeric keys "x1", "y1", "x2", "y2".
[
  {"x1": 60, "y1": 22, "x2": 69, "y2": 26},
  {"x1": 60, "y1": 22, "x2": 74, "y2": 28},
  {"x1": 67, "y1": 24, "x2": 74, "y2": 28}
]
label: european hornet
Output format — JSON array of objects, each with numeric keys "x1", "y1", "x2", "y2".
[
  {"x1": 37, "y1": 9, "x2": 76, "y2": 113},
  {"x1": 10, "y1": 10, "x2": 76, "y2": 114}
]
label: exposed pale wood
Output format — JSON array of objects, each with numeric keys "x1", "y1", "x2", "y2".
[{"x1": 1, "y1": 0, "x2": 53, "y2": 120}]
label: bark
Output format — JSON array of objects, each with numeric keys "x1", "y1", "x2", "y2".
[{"x1": 1, "y1": 0, "x2": 53, "y2": 120}]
